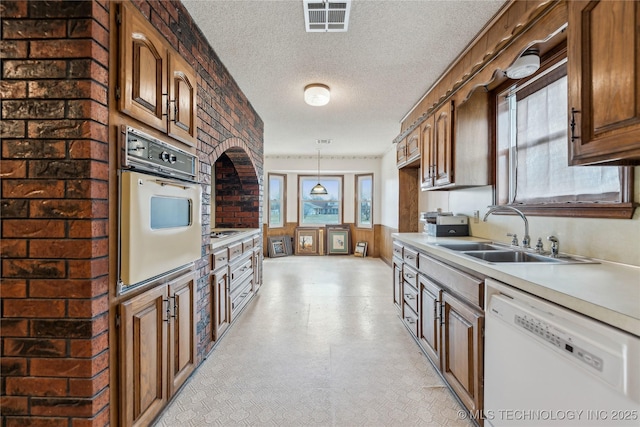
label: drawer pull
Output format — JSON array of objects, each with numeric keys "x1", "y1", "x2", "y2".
[
  {"x1": 404, "y1": 273, "x2": 414, "y2": 279},
  {"x1": 217, "y1": 257, "x2": 225, "y2": 261},
  {"x1": 404, "y1": 294, "x2": 416, "y2": 300},
  {"x1": 405, "y1": 255, "x2": 415, "y2": 260},
  {"x1": 405, "y1": 317, "x2": 416, "y2": 324}
]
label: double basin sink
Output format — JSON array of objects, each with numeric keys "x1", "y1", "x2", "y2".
[{"x1": 434, "y1": 242, "x2": 597, "y2": 264}]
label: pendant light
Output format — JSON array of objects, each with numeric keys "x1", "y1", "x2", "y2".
[{"x1": 310, "y1": 149, "x2": 328, "y2": 195}]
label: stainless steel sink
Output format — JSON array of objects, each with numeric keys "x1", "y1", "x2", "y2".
[
  {"x1": 435, "y1": 242, "x2": 505, "y2": 251},
  {"x1": 463, "y1": 250, "x2": 562, "y2": 263}
]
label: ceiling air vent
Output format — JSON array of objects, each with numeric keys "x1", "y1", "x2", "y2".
[{"x1": 304, "y1": 0, "x2": 351, "y2": 32}]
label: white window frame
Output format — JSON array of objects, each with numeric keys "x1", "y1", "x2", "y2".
[
  {"x1": 355, "y1": 173, "x2": 373, "y2": 228},
  {"x1": 298, "y1": 175, "x2": 343, "y2": 226},
  {"x1": 268, "y1": 173, "x2": 286, "y2": 228}
]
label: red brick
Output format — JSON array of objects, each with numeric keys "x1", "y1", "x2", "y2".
[
  {"x1": 0, "y1": 279, "x2": 27, "y2": 298},
  {"x1": 68, "y1": 220, "x2": 108, "y2": 238},
  {"x1": 30, "y1": 199, "x2": 106, "y2": 219},
  {"x1": 0, "y1": 1, "x2": 29, "y2": 18},
  {"x1": 2, "y1": 259, "x2": 65, "y2": 279},
  {"x1": 1, "y1": 120, "x2": 26, "y2": 138},
  {"x1": 30, "y1": 351, "x2": 108, "y2": 378},
  {"x1": 0, "y1": 160, "x2": 27, "y2": 178},
  {"x1": 5, "y1": 417, "x2": 68, "y2": 427},
  {"x1": 1, "y1": 80, "x2": 27, "y2": 98},
  {"x1": 67, "y1": 100, "x2": 108, "y2": 124},
  {"x1": 2, "y1": 60, "x2": 67, "y2": 79},
  {"x1": 0, "y1": 319, "x2": 29, "y2": 337},
  {"x1": 0, "y1": 240, "x2": 27, "y2": 257},
  {"x1": 69, "y1": 332, "x2": 108, "y2": 359},
  {"x1": 2, "y1": 139, "x2": 67, "y2": 159},
  {"x1": 69, "y1": 19, "x2": 109, "y2": 50},
  {"x1": 0, "y1": 396, "x2": 29, "y2": 415},
  {"x1": 2, "y1": 180, "x2": 66, "y2": 198},
  {"x1": 2, "y1": 100, "x2": 66, "y2": 119},
  {"x1": 0, "y1": 357, "x2": 27, "y2": 376},
  {"x1": 68, "y1": 59, "x2": 108, "y2": 84},
  {"x1": 1, "y1": 20, "x2": 67, "y2": 39},
  {"x1": 68, "y1": 368, "x2": 109, "y2": 396},
  {"x1": 30, "y1": 238, "x2": 108, "y2": 259},
  {"x1": 2, "y1": 299, "x2": 66, "y2": 318},
  {"x1": 68, "y1": 139, "x2": 108, "y2": 161},
  {"x1": 70, "y1": 405, "x2": 110, "y2": 427},
  {"x1": 66, "y1": 179, "x2": 108, "y2": 199},
  {"x1": 29, "y1": 39, "x2": 101, "y2": 60},
  {"x1": 2, "y1": 219, "x2": 66, "y2": 238},
  {"x1": 5, "y1": 376, "x2": 68, "y2": 397},
  {"x1": 68, "y1": 258, "x2": 108, "y2": 279},
  {"x1": 29, "y1": 277, "x2": 107, "y2": 299},
  {"x1": 28, "y1": 81, "x2": 107, "y2": 104},
  {"x1": 3, "y1": 337, "x2": 67, "y2": 357},
  {"x1": 0, "y1": 40, "x2": 28, "y2": 58},
  {"x1": 68, "y1": 295, "x2": 108, "y2": 318}
]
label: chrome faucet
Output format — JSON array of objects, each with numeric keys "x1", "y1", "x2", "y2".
[
  {"x1": 483, "y1": 205, "x2": 531, "y2": 248},
  {"x1": 547, "y1": 235, "x2": 559, "y2": 258}
]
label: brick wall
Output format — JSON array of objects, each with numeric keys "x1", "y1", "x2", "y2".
[
  {"x1": 1, "y1": 0, "x2": 263, "y2": 425},
  {"x1": 214, "y1": 150, "x2": 261, "y2": 229},
  {"x1": 0, "y1": 0, "x2": 111, "y2": 425}
]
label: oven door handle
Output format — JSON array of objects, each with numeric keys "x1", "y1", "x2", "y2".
[{"x1": 154, "y1": 178, "x2": 193, "y2": 190}]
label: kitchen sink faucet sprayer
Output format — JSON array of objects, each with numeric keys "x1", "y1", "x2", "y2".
[{"x1": 483, "y1": 205, "x2": 531, "y2": 248}]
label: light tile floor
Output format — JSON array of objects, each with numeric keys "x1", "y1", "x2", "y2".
[{"x1": 154, "y1": 256, "x2": 473, "y2": 426}]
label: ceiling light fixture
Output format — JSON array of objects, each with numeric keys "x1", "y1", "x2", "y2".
[
  {"x1": 310, "y1": 149, "x2": 328, "y2": 195},
  {"x1": 304, "y1": 83, "x2": 330, "y2": 106},
  {"x1": 506, "y1": 49, "x2": 540, "y2": 79}
]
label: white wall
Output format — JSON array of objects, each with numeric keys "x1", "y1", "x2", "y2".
[
  {"x1": 419, "y1": 168, "x2": 640, "y2": 266},
  {"x1": 379, "y1": 147, "x2": 399, "y2": 229},
  {"x1": 264, "y1": 155, "x2": 383, "y2": 225}
]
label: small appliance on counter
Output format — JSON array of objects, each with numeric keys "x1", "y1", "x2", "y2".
[{"x1": 420, "y1": 211, "x2": 469, "y2": 237}]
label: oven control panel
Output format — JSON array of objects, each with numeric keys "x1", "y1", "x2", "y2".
[{"x1": 121, "y1": 126, "x2": 197, "y2": 182}]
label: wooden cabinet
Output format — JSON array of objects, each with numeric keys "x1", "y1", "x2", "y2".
[
  {"x1": 441, "y1": 291, "x2": 484, "y2": 416},
  {"x1": 419, "y1": 275, "x2": 441, "y2": 366},
  {"x1": 421, "y1": 101, "x2": 454, "y2": 189},
  {"x1": 568, "y1": 0, "x2": 640, "y2": 165},
  {"x1": 118, "y1": 3, "x2": 197, "y2": 146},
  {"x1": 397, "y1": 127, "x2": 421, "y2": 168},
  {"x1": 119, "y1": 271, "x2": 196, "y2": 427},
  {"x1": 393, "y1": 239, "x2": 484, "y2": 418},
  {"x1": 211, "y1": 266, "x2": 230, "y2": 341}
]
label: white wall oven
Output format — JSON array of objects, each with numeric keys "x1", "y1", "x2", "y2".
[{"x1": 118, "y1": 126, "x2": 201, "y2": 293}]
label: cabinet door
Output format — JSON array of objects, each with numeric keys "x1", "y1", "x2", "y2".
[
  {"x1": 419, "y1": 275, "x2": 441, "y2": 367},
  {"x1": 392, "y1": 258, "x2": 403, "y2": 313},
  {"x1": 118, "y1": 3, "x2": 167, "y2": 132},
  {"x1": 441, "y1": 292, "x2": 483, "y2": 414},
  {"x1": 252, "y1": 247, "x2": 262, "y2": 292},
  {"x1": 167, "y1": 272, "x2": 196, "y2": 396},
  {"x1": 167, "y1": 53, "x2": 198, "y2": 147},
  {"x1": 433, "y1": 101, "x2": 453, "y2": 186},
  {"x1": 568, "y1": 1, "x2": 640, "y2": 165},
  {"x1": 405, "y1": 127, "x2": 421, "y2": 164},
  {"x1": 211, "y1": 268, "x2": 230, "y2": 341},
  {"x1": 120, "y1": 285, "x2": 168, "y2": 427},
  {"x1": 420, "y1": 115, "x2": 435, "y2": 188},
  {"x1": 396, "y1": 138, "x2": 407, "y2": 167}
]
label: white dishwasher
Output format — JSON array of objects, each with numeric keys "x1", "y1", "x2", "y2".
[{"x1": 484, "y1": 279, "x2": 640, "y2": 426}]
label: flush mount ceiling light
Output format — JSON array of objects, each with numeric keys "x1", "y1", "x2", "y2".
[
  {"x1": 304, "y1": 84, "x2": 330, "y2": 106},
  {"x1": 310, "y1": 149, "x2": 328, "y2": 195},
  {"x1": 506, "y1": 49, "x2": 540, "y2": 79}
]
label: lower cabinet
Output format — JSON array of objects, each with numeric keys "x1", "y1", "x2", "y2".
[
  {"x1": 394, "y1": 239, "x2": 485, "y2": 421},
  {"x1": 119, "y1": 271, "x2": 196, "y2": 427},
  {"x1": 211, "y1": 266, "x2": 230, "y2": 341}
]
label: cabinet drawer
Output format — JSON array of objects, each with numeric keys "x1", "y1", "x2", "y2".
[
  {"x1": 252, "y1": 235, "x2": 260, "y2": 246},
  {"x1": 228, "y1": 242, "x2": 243, "y2": 261},
  {"x1": 402, "y1": 264, "x2": 418, "y2": 289},
  {"x1": 393, "y1": 242, "x2": 403, "y2": 259},
  {"x1": 403, "y1": 247, "x2": 418, "y2": 268},
  {"x1": 230, "y1": 277, "x2": 253, "y2": 315},
  {"x1": 402, "y1": 303, "x2": 419, "y2": 337},
  {"x1": 230, "y1": 256, "x2": 252, "y2": 288},
  {"x1": 211, "y1": 248, "x2": 228, "y2": 271},
  {"x1": 403, "y1": 281, "x2": 419, "y2": 314},
  {"x1": 242, "y1": 238, "x2": 254, "y2": 252},
  {"x1": 419, "y1": 253, "x2": 483, "y2": 308}
]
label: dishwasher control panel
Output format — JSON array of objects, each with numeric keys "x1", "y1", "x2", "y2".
[
  {"x1": 488, "y1": 292, "x2": 624, "y2": 391},
  {"x1": 514, "y1": 313, "x2": 603, "y2": 371}
]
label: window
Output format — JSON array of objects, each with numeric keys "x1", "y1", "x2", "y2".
[
  {"x1": 268, "y1": 173, "x2": 286, "y2": 228},
  {"x1": 495, "y1": 48, "x2": 632, "y2": 218},
  {"x1": 355, "y1": 174, "x2": 373, "y2": 228},
  {"x1": 299, "y1": 176, "x2": 343, "y2": 226}
]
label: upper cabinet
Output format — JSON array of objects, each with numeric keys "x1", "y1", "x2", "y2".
[
  {"x1": 421, "y1": 101, "x2": 454, "y2": 189},
  {"x1": 568, "y1": 0, "x2": 640, "y2": 165},
  {"x1": 396, "y1": 127, "x2": 420, "y2": 168},
  {"x1": 118, "y1": 3, "x2": 197, "y2": 147}
]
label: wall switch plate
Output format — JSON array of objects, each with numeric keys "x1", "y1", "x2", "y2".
[{"x1": 473, "y1": 210, "x2": 480, "y2": 223}]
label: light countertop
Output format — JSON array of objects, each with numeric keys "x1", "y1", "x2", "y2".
[
  {"x1": 393, "y1": 233, "x2": 640, "y2": 337},
  {"x1": 210, "y1": 228, "x2": 260, "y2": 250}
]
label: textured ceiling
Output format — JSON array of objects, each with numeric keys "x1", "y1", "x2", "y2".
[{"x1": 183, "y1": 0, "x2": 507, "y2": 156}]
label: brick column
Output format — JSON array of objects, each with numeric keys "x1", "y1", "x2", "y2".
[{"x1": 1, "y1": 1, "x2": 111, "y2": 426}]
